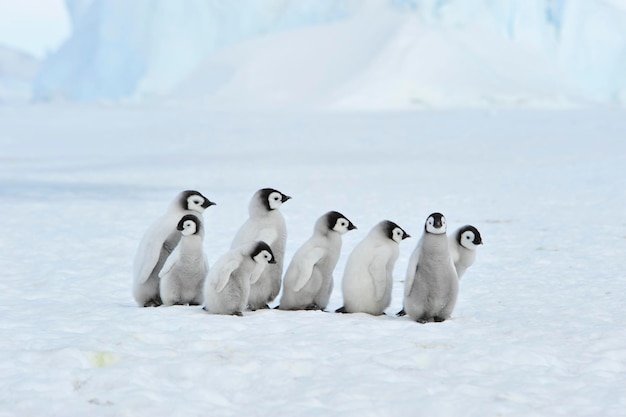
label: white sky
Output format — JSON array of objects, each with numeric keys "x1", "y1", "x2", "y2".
[{"x1": 0, "y1": 0, "x2": 70, "y2": 58}]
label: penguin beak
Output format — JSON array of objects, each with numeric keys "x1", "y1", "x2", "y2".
[
  {"x1": 269, "y1": 258, "x2": 277, "y2": 264},
  {"x1": 281, "y1": 195, "x2": 291, "y2": 203},
  {"x1": 202, "y1": 200, "x2": 216, "y2": 208},
  {"x1": 403, "y1": 233, "x2": 411, "y2": 239},
  {"x1": 348, "y1": 222, "x2": 357, "y2": 231}
]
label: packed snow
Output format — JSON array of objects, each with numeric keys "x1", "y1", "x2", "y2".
[
  {"x1": 30, "y1": 0, "x2": 626, "y2": 107},
  {"x1": 1, "y1": 104, "x2": 625, "y2": 416}
]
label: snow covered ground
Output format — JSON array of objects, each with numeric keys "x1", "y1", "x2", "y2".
[{"x1": 1, "y1": 104, "x2": 625, "y2": 416}]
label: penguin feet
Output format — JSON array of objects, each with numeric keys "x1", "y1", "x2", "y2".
[
  {"x1": 396, "y1": 309, "x2": 406, "y2": 317},
  {"x1": 433, "y1": 316, "x2": 446, "y2": 323},
  {"x1": 231, "y1": 312, "x2": 244, "y2": 317},
  {"x1": 304, "y1": 303, "x2": 320, "y2": 311},
  {"x1": 248, "y1": 304, "x2": 270, "y2": 311},
  {"x1": 335, "y1": 306, "x2": 347, "y2": 313},
  {"x1": 143, "y1": 299, "x2": 162, "y2": 308}
]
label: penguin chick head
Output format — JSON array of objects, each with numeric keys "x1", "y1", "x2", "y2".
[
  {"x1": 180, "y1": 190, "x2": 216, "y2": 213},
  {"x1": 258, "y1": 188, "x2": 291, "y2": 211},
  {"x1": 382, "y1": 220, "x2": 411, "y2": 243},
  {"x1": 457, "y1": 225, "x2": 483, "y2": 250},
  {"x1": 326, "y1": 211, "x2": 357, "y2": 235},
  {"x1": 177, "y1": 214, "x2": 202, "y2": 236},
  {"x1": 425, "y1": 213, "x2": 446, "y2": 235},
  {"x1": 251, "y1": 241, "x2": 276, "y2": 264}
]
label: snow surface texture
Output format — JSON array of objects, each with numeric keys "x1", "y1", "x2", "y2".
[
  {"x1": 1, "y1": 105, "x2": 625, "y2": 416},
  {"x1": 33, "y1": 0, "x2": 626, "y2": 108}
]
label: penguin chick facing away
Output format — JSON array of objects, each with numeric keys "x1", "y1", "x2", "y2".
[
  {"x1": 279, "y1": 211, "x2": 356, "y2": 311},
  {"x1": 403, "y1": 213, "x2": 459, "y2": 323},
  {"x1": 449, "y1": 225, "x2": 483, "y2": 279},
  {"x1": 158, "y1": 215, "x2": 208, "y2": 306},
  {"x1": 133, "y1": 190, "x2": 215, "y2": 307},
  {"x1": 336, "y1": 220, "x2": 410, "y2": 316},
  {"x1": 230, "y1": 188, "x2": 290, "y2": 310},
  {"x1": 203, "y1": 242, "x2": 276, "y2": 316}
]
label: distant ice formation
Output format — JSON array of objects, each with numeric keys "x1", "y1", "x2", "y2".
[
  {"x1": 32, "y1": 0, "x2": 626, "y2": 108},
  {"x1": 0, "y1": 45, "x2": 40, "y2": 103}
]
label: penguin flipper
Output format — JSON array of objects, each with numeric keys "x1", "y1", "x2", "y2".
[
  {"x1": 368, "y1": 253, "x2": 389, "y2": 301},
  {"x1": 404, "y1": 245, "x2": 420, "y2": 298},
  {"x1": 135, "y1": 227, "x2": 177, "y2": 284},
  {"x1": 215, "y1": 260, "x2": 239, "y2": 293},
  {"x1": 293, "y1": 247, "x2": 326, "y2": 292},
  {"x1": 158, "y1": 245, "x2": 180, "y2": 279}
]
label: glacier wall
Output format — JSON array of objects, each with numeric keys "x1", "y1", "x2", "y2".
[
  {"x1": 34, "y1": 0, "x2": 363, "y2": 101},
  {"x1": 33, "y1": 0, "x2": 626, "y2": 107}
]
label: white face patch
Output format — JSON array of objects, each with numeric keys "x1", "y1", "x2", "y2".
[
  {"x1": 187, "y1": 195, "x2": 206, "y2": 213},
  {"x1": 181, "y1": 220, "x2": 197, "y2": 236},
  {"x1": 268, "y1": 192, "x2": 284, "y2": 210},
  {"x1": 253, "y1": 250, "x2": 273, "y2": 264},
  {"x1": 425, "y1": 215, "x2": 447, "y2": 234},
  {"x1": 333, "y1": 218, "x2": 351, "y2": 235},
  {"x1": 460, "y1": 231, "x2": 477, "y2": 250},
  {"x1": 392, "y1": 227, "x2": 405, "y2": 243}
]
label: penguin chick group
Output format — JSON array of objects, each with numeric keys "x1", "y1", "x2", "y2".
[
  {"x1": 133, "y1": 187, "x2": 288, "y2": 314},
  {"x1": 132, "y1": 188, "x2": 482, "y2": 324},
  {"x1": 132, "y1": 190, "x2": 215, "y2": 307}
]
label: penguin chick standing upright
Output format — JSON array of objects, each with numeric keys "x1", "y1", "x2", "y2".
[
  {"x1": 203, "y1": 242, "x2": 276, "y2": 316},
  {"x1": 404, "y1": 213, "x2": 459, "y2": 323},
  {"x1": 158, "y1": 215, "x2": 208, "y2": 306},
  {"x1": 230, "y1": 188, "x2": 290, "y2": 310},
  {"x1": 279, "y1": 211, "x2": 356, "y2": 311},
  {"x1": 449, "y1": 225, "x2": 483, "y2": 279},
  {"x1": 337, "y1": 220, "x2": 410, "y2": 316},
  {"x1": 133, "y1": 190, "x2": 215, "y2": 307}
]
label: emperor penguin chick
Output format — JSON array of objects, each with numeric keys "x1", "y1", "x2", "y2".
[
  {"x1": 230, "y1": 188, "x2": 290, "y2": 310},
  {"x1": 158, "y1": 215, "x2": 208, "y2": 306},
  {"x1": 336, "y1": 220, "x2": 410, "y2": 315},
  {"x1": 449, "y1": 225, "x2": 483, "y2": 279},
  {"x1": 404, "y1": 213, "x2": 459, "y2": 323},
  {"x1": 133, "y1": 190, "x2": 215, "y2": 307},
  {"x1": 279, "y1": 211, "x2": 356, "y2": 311},
  {"x1": 203, "y1": 242, "x2": 276, "y2": 316}
]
